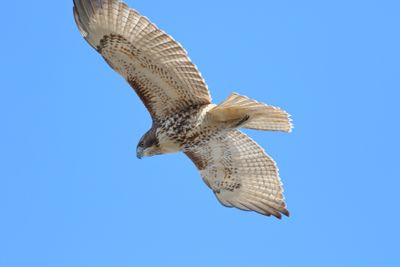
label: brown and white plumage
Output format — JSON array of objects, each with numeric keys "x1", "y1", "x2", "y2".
[
  {"x1": 73, "y1": 0, "x2": 292, "y2": 218},
  {"x1": 185, "y1": 130, "x2": 289, "y2": 218},
  {"x1": 210, "y1": 93, "x2": 293, "y2": 132},
  {"x1": 73, "y1": 0, "x2": 211, "y2": 119}
]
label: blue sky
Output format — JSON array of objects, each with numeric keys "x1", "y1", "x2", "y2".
[{"x1": 1, "y1": 0, "x2": 399, "y2": 266}]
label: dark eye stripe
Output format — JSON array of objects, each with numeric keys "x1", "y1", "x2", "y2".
[{"x1": 145, "y1": 138, "x2": 156, "y2": 147}]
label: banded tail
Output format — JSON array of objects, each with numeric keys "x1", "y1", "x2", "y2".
[{"x1": 210, "y1": 93, "x2": 293, "y2": 132}]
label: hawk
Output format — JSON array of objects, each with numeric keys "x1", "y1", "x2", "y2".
[{"x1": 73, "y1": 0, "x2": 293, "y2": 218}]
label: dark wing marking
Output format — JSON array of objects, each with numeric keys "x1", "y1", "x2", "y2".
[
  {"x1": 185, "y1": 130, "x2": 289, "y2": 218},
  {"x1": 73, "y1": 0, "x2": 211, "y2": 120}
]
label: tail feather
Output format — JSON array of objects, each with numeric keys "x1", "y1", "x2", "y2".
[{"x1": 210, "y1": 93, "x2": 293, "y2": 132}]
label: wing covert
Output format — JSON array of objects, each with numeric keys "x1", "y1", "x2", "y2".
[
  {"x1": 185, "y1": 130, "x2": 289, "y2": 218},
  {"x1": 73, "y1": 0, "x2": 211, "y2": 120}
]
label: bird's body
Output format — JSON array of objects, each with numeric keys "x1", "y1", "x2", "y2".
[
  {"x1": 145, "y1": 104, "x2": 216, "y2": 156},
  {"x1": 73, "y1": 0, "x2": 293, "y2": 218},
  {"x1": 157, "y1": 104, "x2": 216, "y2": 151}
]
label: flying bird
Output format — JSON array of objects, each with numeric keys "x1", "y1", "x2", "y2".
[{"x1": 73, "y1": 0, "x2": 292, "y2": 218}]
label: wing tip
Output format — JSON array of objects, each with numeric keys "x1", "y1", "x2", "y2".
[
  {"x1": 73, "y1": 4, "x2": 89, "y2": 38},
  {"x1": 281, "y1": 208, "x2": 290, "y2": 218},
  {"x1": 268, "y1": 208, "x2": 290, "y2": 220}
]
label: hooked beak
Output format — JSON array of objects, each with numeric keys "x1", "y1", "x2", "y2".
[{"x1": 136, "y1": 147, "x2": 143, "y2": 159}]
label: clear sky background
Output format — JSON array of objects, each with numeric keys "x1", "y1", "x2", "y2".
[{"x1": 1, "y1": 0, "x2": 399, "y2": 266}]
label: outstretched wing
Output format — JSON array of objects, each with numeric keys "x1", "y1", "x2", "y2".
[
  {"x1": 73, "y1": 0, "x2": 211, "y2": 120},
  {"x1": 185, "y1": 130, "x2": 289, "y2": 218}
]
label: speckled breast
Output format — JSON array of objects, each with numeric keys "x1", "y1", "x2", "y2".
[{"x1": 156, "y1": 104, "x2": 217, "y2": 151}]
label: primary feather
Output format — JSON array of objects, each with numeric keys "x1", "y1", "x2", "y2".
[{"x1": 73, "y1": 0, "x2": 211, "y2": 120}]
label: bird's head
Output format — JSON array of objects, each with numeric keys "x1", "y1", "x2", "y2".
[{"x1": 136, "y1": 129, "x2": 161, "y2": 159}]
